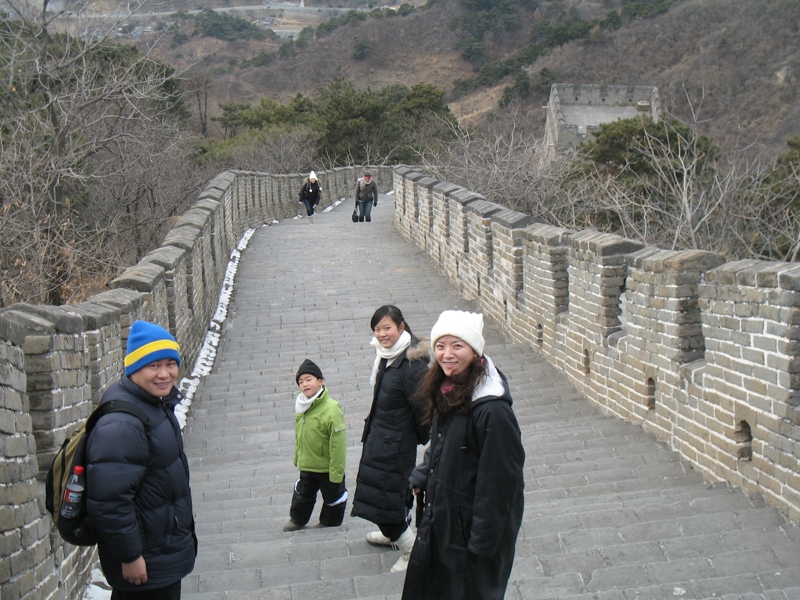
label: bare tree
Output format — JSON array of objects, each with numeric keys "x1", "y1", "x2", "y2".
[
  {"x1": 186, "y1": 73, "x2": 213, "y2": 136},
  {"x1": 211, "y1": 126, "x2": 317, "y2": 174},
  {"x1": 726, "y1": 155, "x2": 800, "y2": 262},
  {"x1": 418, "y1": 109, "x2": 541, "y2": 211},
  {"x1": 0, "y1": 0, "x2": 204, "y2": 306}
]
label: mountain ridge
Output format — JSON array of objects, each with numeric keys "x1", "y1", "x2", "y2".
[{"x1": 145, "y1": 0, "x2": 800, "y2": 154}]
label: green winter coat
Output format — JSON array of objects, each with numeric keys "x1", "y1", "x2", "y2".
[{"x1": 294, "y1": 387, "x2": 347, "y2": 483}]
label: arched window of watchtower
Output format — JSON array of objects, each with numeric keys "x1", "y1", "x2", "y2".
[{"x1": 536, "y1": 323, "x2": 543, "y2": 347}]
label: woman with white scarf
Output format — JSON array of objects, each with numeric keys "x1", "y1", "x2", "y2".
[{"x1": 351, "y1": 305, "x2": 430, "y2": 573}]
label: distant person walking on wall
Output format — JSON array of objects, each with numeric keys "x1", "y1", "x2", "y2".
[
  {"x1": 355, "y1": 169, "x2": 378, "y2": 223},
  {"x1": 299, "y1": 171, "x2": 321, "y2": 222},
  {"x1": 86, "y1": 320, "x2": 197, "y2": 600},
  {"x1": 401, "y1": 311, "x2": 525, "y2": 600},
  {"x1": 284, "y1": 359, "x2": 348, "y2": 532}
]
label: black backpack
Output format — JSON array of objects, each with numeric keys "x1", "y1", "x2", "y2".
[{"x1": 45, "y1": 400, "x2": 152, "y2": 546}]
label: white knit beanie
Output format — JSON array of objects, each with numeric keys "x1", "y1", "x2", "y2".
[
  {"x1": 309, "y1": 171, "x2": 317, "y2": 180},
  {"x1": 430, "y1": 310, "x2": 485, "y2": 356}
]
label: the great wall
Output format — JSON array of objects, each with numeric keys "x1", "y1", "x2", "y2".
[
  {"x1": 1, "y1": 165, "x2": 798, "y2": 599},
  {"x1": 541, "y1": 83, "x2": 662, "y2": 162}
]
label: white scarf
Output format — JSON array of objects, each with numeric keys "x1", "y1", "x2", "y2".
[
  {"x1": 295, "y1": 386, "x2": 324, "y2": 414},
  {"x1": 471, "y1": 356, "x2": 506, "y2": 402},
  {"x1": 369, "y1": 330, "x2": 411, "y2": 386}
]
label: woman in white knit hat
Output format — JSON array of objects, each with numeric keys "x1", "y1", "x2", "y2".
[
  {"x1": 298, "y1": 171, "x2": 321, "y2": 222},
  {"x1": 401, "y1": 310, "x2": 525, "y2": 600}
]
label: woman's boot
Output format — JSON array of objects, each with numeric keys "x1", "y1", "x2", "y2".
[{"x1": 390, "y1": 528, "x2": 416, "y2": 573}]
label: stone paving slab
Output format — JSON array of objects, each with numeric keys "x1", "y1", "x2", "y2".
[{"x1": 182, "y1": 200, "x2": 800, "y2": 600}]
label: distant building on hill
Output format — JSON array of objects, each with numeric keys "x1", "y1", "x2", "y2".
[{"x1": 541, "y1": 83, "x2": 661, "y2": 164}]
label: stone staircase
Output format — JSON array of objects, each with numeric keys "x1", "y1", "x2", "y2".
[{"x1": 181, "y1": 202, "x2": 800, "y2": 600}]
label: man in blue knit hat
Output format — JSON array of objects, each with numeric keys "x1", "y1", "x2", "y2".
[{"x1": 86, "y1": 320, "x2": 197, "y2": 599}]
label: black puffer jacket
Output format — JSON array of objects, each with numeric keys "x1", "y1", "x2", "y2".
[
  {"x1": 351, "y1": 338, "x2": 430, "y2": 525},
  {"x1": 86, "y1": 376, "x2": 197, "y2": 592},
  {"x1": 300, "y1": 179, "x2": 321, "y2": 203},
  {"x1": 402, "y1": 358, "x2": 525, "y2": 600}
]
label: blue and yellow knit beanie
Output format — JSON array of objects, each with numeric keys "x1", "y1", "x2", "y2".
[{"x1": 124, "y1": 320, "x2": 181, "y2": 376}]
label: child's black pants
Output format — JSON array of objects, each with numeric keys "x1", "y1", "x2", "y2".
[{"x1": 290, "y1": 471, "x2": 347, "y2": 526}]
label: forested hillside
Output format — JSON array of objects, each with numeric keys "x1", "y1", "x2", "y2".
[
  {"x1": 146, "y1": 0, "x2": 800, "y2": 155},
  {"x1": 529, "y1": 0, "x2": 800, "y2": 154}
]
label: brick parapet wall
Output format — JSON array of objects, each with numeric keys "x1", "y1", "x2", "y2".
[
  {"x1": 0, "y1": 306, "x2": 95, "y2": 600},
  {"x1": 696, "y1": 259, "x2": 800, "y2": 515},
  {"x1": 393, "y1": 168, "x2": 800, "y2": 523},
  {"x1": 0, "y1": 165, "x2": 393, "y2": 600},
  {"x1": 487, "y1": 210, "x2": 538, "y2": 328},
  {"x1": 0, "y1": 316, "x2": 61, "y2": 600},
  {"x1": 522, "y1": 224, "x2": 573, "y2": 354}
]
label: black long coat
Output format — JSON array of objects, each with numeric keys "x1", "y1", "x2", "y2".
[
  {"x1": 86, "y1": 376, "x2": 197, "y2": 592},
  {"x1": 402, "y1": 365, "x2": 525, "y2": 600},
  {"x1": 351, "y1": 339, "x2": 430, "y2": 525}
]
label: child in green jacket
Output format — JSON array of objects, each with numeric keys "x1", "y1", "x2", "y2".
[{"x1": 284, "y1": 359, "x2": 347, "y2": 531}]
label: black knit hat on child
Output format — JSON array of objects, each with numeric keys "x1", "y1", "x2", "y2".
[{"x1": 296, "y1": 359, "x2": 324, "y2": 384}]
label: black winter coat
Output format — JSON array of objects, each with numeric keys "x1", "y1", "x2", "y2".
[
  {"x1": 86, "y1": 376, "x2": 197, "y2": 592},
  {"x1": 402, "y1": 360, "x2": 525, "y2": 600},
  {"x1": 351, "y1": 338, "x2": 430, "y2": 525},
  {"x1": 300, "y1": 180, "x2": 321, "y2": 203}
]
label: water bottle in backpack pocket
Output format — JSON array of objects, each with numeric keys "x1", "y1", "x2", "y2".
[{"x1": 45, "y1": 400, "x2": 152, "y2": 546}]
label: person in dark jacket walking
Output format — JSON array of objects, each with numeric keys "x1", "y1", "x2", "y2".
[
  {"x1": 299, "y1": 171, "x2": 321, "y2": 222},
  {"x1": 351, "y1": 305, "x2": 430, "y2": 572},
  {"x1": 354, "y1": 169, "x2": 378, "y2": 223},
  {"x1": 402, "y1": 310, "x2": 525, "y2": 600},
  {"x1": 87, "y1": 320, "x2": 197, "y2": 600}
]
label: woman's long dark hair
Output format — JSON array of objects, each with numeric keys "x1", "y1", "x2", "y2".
[
  {"x1": 416, "y1": 354, "x2": 487, "y2": 423},
  {"x1": 370, "y1": 305, "x2": 414, "y2": 337}
]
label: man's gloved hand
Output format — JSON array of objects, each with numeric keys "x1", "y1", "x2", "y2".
[{"x1": 373, "y1": 201, "x2": 377, "y2": 207}]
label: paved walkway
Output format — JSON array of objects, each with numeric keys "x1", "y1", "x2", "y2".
[{"x1": 181, "y1": 196, "x2": 800, "y2": 600}]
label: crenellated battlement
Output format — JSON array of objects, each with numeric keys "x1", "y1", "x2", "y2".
[{"x1": 393, "y1": 165, "x2": 800, "y2": 523}]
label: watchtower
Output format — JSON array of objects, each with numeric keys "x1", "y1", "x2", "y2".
[{"x1": 541, "y1": 83, "x2": 661, "y2": 163}]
